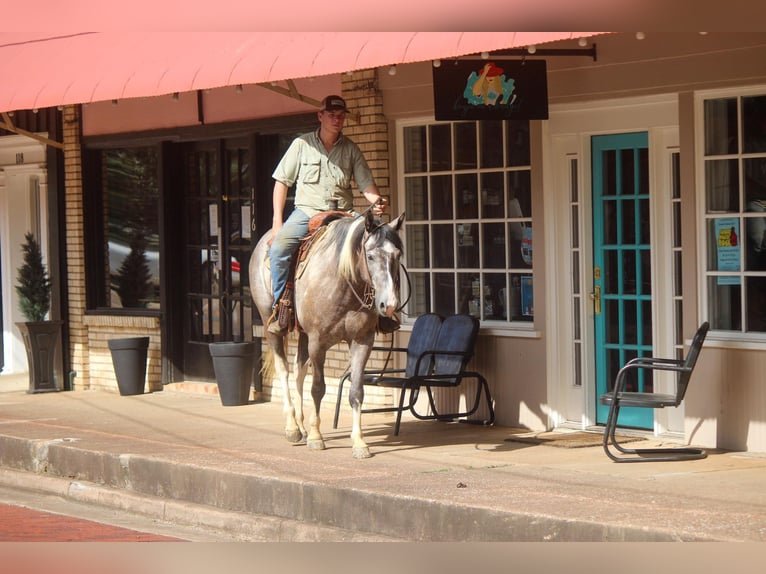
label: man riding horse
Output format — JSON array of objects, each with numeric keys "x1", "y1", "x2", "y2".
[{"x1": 266, "y1": 94, "x2": 386, "y2": 335}]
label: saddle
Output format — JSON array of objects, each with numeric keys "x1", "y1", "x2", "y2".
[{"x1": 270, "y1": 210, "x2": 353, "y2": 333}]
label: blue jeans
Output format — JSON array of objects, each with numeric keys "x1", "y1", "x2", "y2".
[{"x1": 268, "y1": 209, "x2": 311, "y2": 307}]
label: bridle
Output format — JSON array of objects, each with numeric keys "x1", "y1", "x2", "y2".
[{"x1": 345, "y1": 223, "x2": 411, "y2": 313}]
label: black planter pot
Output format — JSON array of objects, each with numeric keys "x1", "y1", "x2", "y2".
[
  {"x1": 108, "y1": 337, "x2": 150, "y2": 396},
  {"x1": 16, "y1": 321, "x2": 64, "y2": 393},
  {"x1": 209, "y1": 342, "x2": 255, "y2": 406}
]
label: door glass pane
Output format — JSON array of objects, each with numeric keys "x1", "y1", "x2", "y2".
[
  {"x1": 642, "y1": 300, "x2": 653, "y2": 345},
  {"x1": 622, "y1": 200, "x2": 636, "y2": 244},
  {"x1": 403, "y1": 126, "x2": 427, "y2": 172},
  {"x1": 602, "y1": 150, "x2": 616, "y2": 195},
  {"x1": 624, "y1": 300, "x2": 637, "y2": 345},
  {"x1": 604, "y1": 200, "x2": 617, "y2": 244},
  {"x1": 705, "y1": 159, "x2": 740, "y2": 212},
  {"x1": 640, "y1": 249, "x2": 652, "y2": 296},
  {"x1": 604, "y1": 250, "x2": 618, "y2": 294},
  {"x1": 639, "y1": 197, "x2": 650, "y2": 245},
  {"x1": 482, "y1": 222, "x2": 505, "y2": 268},
  {"x1": 606, "y1": 299, "x2": 620, "y2": 344},
  {"x1": 620, "y1": 149, "x2": 635, "y2": 195},
  {"x1": 623, "y1": 250, "x2": 637, "y2": 295},
  {"x1": 429, "y1": 124, "x2": 452, "y2": 171},
  {"x1": 432, "y1": 225, "x2": 454, "y2": 268},
  {"x1": 638, "y1": 148, "x2": 649, "y2": 195},
  {"x1": 704, "y1": 98, "x2": 738, "y2": 156},
  {"x1": 430, "y1": 175, "x2": 453, "y2": 219},
  {"x1": 454, "y1": 122, "x2": 477, "y2": 169}
]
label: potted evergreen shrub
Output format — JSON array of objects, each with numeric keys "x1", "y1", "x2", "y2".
[{"x1": 15, "y1": 232, "x2": 64, "y2": 393}]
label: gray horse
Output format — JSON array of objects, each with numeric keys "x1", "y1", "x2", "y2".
[{"x1": 249, "y1": 210, "x2": 405, "y2": 458}]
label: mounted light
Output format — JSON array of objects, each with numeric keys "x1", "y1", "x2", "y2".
[
  {"x1": 578, "y1": 37, "x2": 588, "y2": 47},
  {"x1": 432, "y1": 59, "x2": 441, "y2": 68},
  {"x1": 527, "y1": 45, "x2": 537, "y2": 54},
  {"x1": 388, "y1": 65, "x2": 397, "y2": 76}
]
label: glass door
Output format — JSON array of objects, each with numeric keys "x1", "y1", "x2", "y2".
[
  {"x1": 592, "y1": 132, "x2": 654, "y2": 429},
  {"x1": 182, "y1": 138, "x2": 253, "y2": 380}
]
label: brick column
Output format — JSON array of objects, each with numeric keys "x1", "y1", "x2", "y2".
[
  {"x1": 62, "y1": 105, "x2": 89, "y2": 389},
  {"x1": 342, "y1": 69, "x2": 391, "y2": 211}
]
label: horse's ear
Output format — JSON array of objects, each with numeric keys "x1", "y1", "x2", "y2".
[{"x1": 389, "y1": 212, "x2": 406, "y2": 232}]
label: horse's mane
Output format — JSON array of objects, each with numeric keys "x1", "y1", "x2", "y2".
[
  {"x1": 312, "y1": 215, "x2": 402, "y2": 283},
  {"x1": 307, "y1": 216, "x2": 364, "y2": 281},
  {"x1": 336, "y1": 217, "x2": 366, "y2": 281}
]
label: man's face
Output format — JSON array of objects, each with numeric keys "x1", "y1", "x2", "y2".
[{"x1": 319, "y1": 109, "x2": 346, "y2": 134}]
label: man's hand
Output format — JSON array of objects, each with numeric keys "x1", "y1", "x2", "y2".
[
  {"x1": 267, "y1": 221, "x2": 283, "y2": 246},
  {"x1": 371, "y1": 196, "x2": 387, "y2": 216}
]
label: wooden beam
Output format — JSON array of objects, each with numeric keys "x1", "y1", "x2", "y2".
[
  {"x1": 1, "y1": 112, "x2": 65, "y2": 150},
  {"x1": 257, "y1": 83, "x2": 361, "y2": 124}
]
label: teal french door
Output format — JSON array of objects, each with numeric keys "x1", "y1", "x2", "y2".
[{"x1": 593, "y1": 132, "x2": 654, "y2": 429}]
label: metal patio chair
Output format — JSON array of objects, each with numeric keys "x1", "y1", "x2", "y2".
[
  {"x1": 599, "y1": 321, "x2": 710, "y2": 462},
  {"x1": 333, "y1": 313, "x2": 495, "y2": 436}
]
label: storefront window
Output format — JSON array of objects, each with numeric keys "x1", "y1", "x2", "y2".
[
  {"x1": 401, "y1": 119, "x2": 533, "y2": 325},
  {"x1": 86, "y1": 146, "x2": 161, "y2": 310},
  {"x1": 702, "y1": 94, "x2": 766, "y2": 333}
]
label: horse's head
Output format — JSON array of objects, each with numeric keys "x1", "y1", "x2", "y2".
[{"x1": 363, "y1": 210, "x2": 406, "y2": 317}]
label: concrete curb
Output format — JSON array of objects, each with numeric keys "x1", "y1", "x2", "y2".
[{"x1": 0, "y1": 434, "x2": 708, "y2": 541}]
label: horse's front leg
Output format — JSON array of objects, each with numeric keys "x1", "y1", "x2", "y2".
[
  {"x1": 348, "y1": 340, "x2": 373, "y2": 459},
  {"x1": 292, "y1": 333, "x2": 310, "y2": 442},
  {"x1": 307, "y1": 344, "x2": 327, "y2": 451},
  {"x1": 270, "y1": 334, "x2": 303, "y2": 443}
]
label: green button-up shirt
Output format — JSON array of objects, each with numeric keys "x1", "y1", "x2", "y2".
[{"x1": 272, "y1": 129, "x2": 376, "y2": 217}]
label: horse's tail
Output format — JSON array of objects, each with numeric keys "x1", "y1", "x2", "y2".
[{"x1": 260, "y1": 346, "x2": 275, "y2": 384}]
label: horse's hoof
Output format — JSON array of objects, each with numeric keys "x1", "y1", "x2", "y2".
[
  {"x1": 307, "y1": 439, "x2": 326, "y2": 451},
  {"x1": 352, "y1": 446, "x2": 372, "y2": 459},
  {"x1": 285, "y1": 429, "x2": 303, "y2": 443}
]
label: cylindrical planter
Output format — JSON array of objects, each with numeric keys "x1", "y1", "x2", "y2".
[
  {"x1": 209, "y1": 341, "x2": 255, "y2": 406},
  {"x1": 108, "y1": 337, "x2": 150, "y2": 396}
]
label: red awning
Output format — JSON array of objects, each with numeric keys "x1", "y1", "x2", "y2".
[{"x1": 0, "y1": 32, "x2": 600, "y2": 113}]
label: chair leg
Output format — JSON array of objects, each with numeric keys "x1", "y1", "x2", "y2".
[
  {"x1": 603, "y1": 402, "x2": 707, "y2": 462},
  {"x1": 392, "y1": 386, "x2": 412, "y2": 436}
]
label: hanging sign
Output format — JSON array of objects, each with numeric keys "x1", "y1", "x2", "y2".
[{"x1": 433, "y1": 59, "x2": 548, "y2": 121}]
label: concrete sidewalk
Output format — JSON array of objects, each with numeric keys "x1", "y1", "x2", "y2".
[{"x1": 1, "y1": 375, "x2": 766, "y2": 541}]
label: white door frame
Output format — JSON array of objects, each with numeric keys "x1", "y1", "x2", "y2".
[{"x1": 543, "y1": 94, "x2": 680, "y2": 432}]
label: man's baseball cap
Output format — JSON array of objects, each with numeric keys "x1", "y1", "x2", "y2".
[{"x1": 320, "y1": 95, "x2": 349, "y2": 112}]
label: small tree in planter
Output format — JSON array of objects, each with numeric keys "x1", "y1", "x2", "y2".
[
  {"x1": 15, "y1": 232, "x2": 51, "y2": 322},
  {"x1": 114, "y1": 235, "x2": 152, "y2": 308},
  {"x1": 15, "y1": 232, "x2": 62, "y2": 393}
]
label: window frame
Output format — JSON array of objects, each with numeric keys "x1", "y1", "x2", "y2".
[
  {"x1": 82, "y1": 142, "x2": 163, "y2": 316},
  {"x1": 396, "y1": 116, "x2": 535, "y2": 332},
  {"x1": 695, "y1": 85, "x2": 766, "y2": 344}
]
